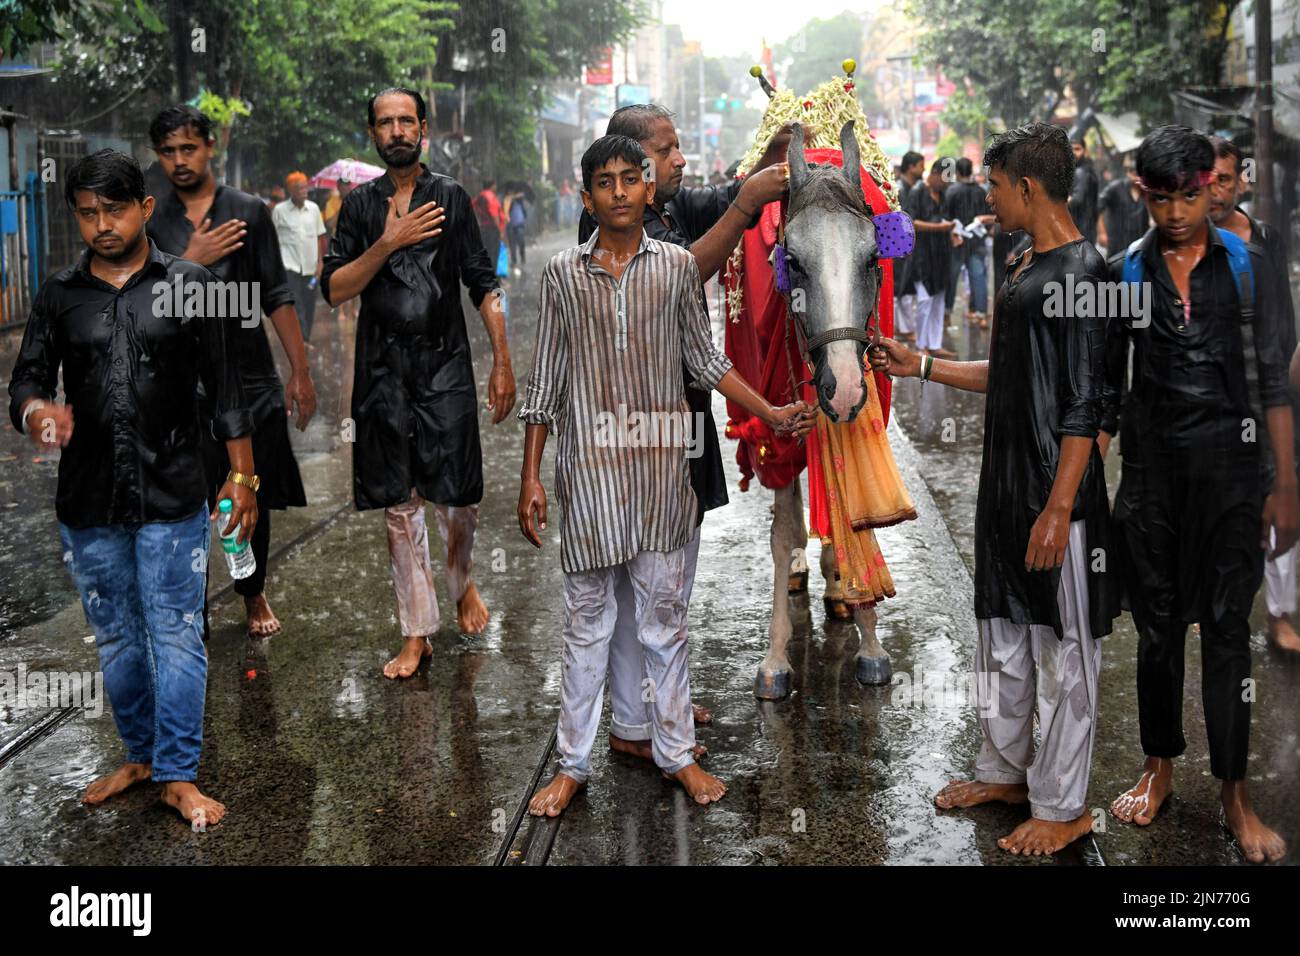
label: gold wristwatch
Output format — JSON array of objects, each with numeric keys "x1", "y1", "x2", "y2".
[{"x1": 227, "y1": 469, "x2": 261, "y2": 493}]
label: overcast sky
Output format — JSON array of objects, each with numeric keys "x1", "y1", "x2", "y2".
[{"x1": 659, "y1": 0, "x2": 889, "y2": 58}]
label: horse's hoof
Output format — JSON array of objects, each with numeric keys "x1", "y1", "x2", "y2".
[
  {"x1": 823, "y1": 596, "x2": 853, "y2": 621},
  {"x1": 788, "y1": 570, "x2": 809, "y2": 594},
  {"x1": 754, "y1": 669, "x2": 792, "y2": 700},
  {"x1": 855, "y1": 654, "x2": 892, "y2": 686}
]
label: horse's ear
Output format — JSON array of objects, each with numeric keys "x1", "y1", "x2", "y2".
[
  {"x1": 789, "y1": 123, "x2": 809, "y2": 193},
  {"x1": 839, "y1": 121, "x2": 862, "y2": 193}
]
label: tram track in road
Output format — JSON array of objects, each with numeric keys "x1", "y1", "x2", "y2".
[
  {"x1": 0, "y1": 497, "x2": 355, "y2": 774},
  {"x1": 493, "y1": 727, "x2": 560, "y2": 866}
]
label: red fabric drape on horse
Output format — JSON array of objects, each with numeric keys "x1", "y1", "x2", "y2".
[{"x1": 723, "y1": 148, "x2": 896, "y2": 502}]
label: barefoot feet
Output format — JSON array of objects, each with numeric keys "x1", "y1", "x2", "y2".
[
  {"x1": 245, "y1": 593, "x2": 281, "y2": 638},
  {"x1": 529, "y1": 772, "x2": 584, "y2": 817},
  {"x1": 457, "y1": 582, "x2": 489, "y2": 635},
  {"x1": 1222, "y1": 782, "x2": 1288, "y2": 863},
  {"x1": 383, "y1": 635, "x2": 432, "y2": 679},
  {"x1": 669, "y1": 763, "x2": 727, "y2": 805},
  {"x1": 998, "y1": 812, "x2": 1093, "y2": 856},
  {"x1": 1111, "y1": 757, "x2": 1173, "y2": 825},
  {"x1": 82, "y1": 761, "x2": 151, "y2": 805},
  {"x1": 692, "y1": 702, "x2": 713, "y2": 726},
  {"x1": 160, "y1": 781, "x2": 226, "y2": 829},
  {"x1": 1267, "y1": 614, "x2": 1300, "y2": 654},
  {"x1": 609, "y1": 734, "x2": 707, "y2": 761},
  {"x1": 934, "y1": 778, "x2": 1029, "y2": 809}
]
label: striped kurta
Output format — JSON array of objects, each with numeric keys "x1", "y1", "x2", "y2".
[{"x1": 519, "y1": 229, "x2": 733, "y2": 573}]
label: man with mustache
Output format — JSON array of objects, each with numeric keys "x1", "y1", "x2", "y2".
[
  {"x1": 322, "y1": 87, "x2": 515, "y2": 679},
  {"x1": 9, "y1": 149, "x2": 255, "y2": 827},
  {"x1": 147, "y1": 105, "x2": 316, "y2": 641}
]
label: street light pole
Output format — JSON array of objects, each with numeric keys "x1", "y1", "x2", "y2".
[{"x1": 1255, "y1": 0, "x2": 1275, "y2": 225}]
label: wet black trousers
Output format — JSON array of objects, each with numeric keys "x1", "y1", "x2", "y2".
[
  {"x1": 1116, "y1": 453, "x2": 1262, "y2": 782},
  {"x1": 200, "y1": 493, "x2": 272, "y2": 640}
]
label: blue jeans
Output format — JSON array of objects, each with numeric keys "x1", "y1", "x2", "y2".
[
  {"x1": 59, "y1": 507, "x2": 210, "y2": 782},
  {"x1": 949, "y1": 242, "x2": 989, "y2": 315}
]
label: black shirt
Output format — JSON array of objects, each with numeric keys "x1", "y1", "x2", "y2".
[
  {"x1": 1069, "y1": 160, "x2": 1100, "y2": 244},
  {"x1": 578, "y1": 181, "x2": 752, "y2": 518},
  {"x1": 1098, "y1": 179, "x2": 1149, "y2": 255},
  {"x1": 941, "y1": 180, "x2": 988, "y2": 254},
  {"x1": 147, "y1": 184, "x2": 295, "y2": 413},
  {"x1": 975, "y1": 238, "x2": 1117, "y2": 638},
  {"x1": 903, "y1": 184, "x2": 950, "y2": 294},
  {"x1": 7, "y1": 241, "x2": 252, "y2": 528}
]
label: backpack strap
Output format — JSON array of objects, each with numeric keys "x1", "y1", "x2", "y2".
[{"x1": 1216, "y1": 225, "x2": 1255, "y2": 322}]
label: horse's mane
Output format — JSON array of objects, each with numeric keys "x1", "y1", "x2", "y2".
[{"x1": 786, "y1": 163, "x2": 872, "y2": 223}]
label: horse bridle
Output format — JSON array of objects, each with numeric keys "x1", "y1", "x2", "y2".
[{"x1": 773, "y1": 222, "x2": 884, "y2": 356}]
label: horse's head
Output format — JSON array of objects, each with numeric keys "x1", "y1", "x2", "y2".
[{"x1": 783, "y1": 120, "x2": 882, "y2": 423}]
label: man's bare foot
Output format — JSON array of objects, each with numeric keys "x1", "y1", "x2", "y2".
[
  {"x1": 692, "y1": 703, "x2": 713, "y2": 725},
  {"x1": 528, "y1": 772, "x2": 584, "y2": 817},
  {"x1": 1222, "y1": 782, "x2": 1288, "y2": 863},
  {"x1": 457, "y1": 582, "x2": 489, "y2": 635},
  {"x1": 998, "y1": 812, "x2": 1093, "y2": 856},
  {"x1": 245, "y1": 593, "x2": 281, "y2": 637},
  {"x1": 1267, "y1": 614, "x2": 1300, "y2": 654},
  {"x1": 668, "y1": 763, "x2": 727, "y2": 805},
  {"x1": 934, "y1": 778, "x2": 1029, "y2": 809},
  {"x1": 82, "y1": 761, "x2": 151, "y2": 805},
  {"x1": 160, "y1": 781, "x2": 226, "y2": 828},
  {"x1": 1111, "y1": 757, "x2": 1173, "y2": 825},
  {"x1": 609, "y1": 734, "x2": 707, "y2": 761},
  {"x1": 383, "y1": 635, "x2": 432, "y2": 679}
]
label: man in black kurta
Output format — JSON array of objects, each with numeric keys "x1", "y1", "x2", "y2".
[
  {"x1": 147, "y1": 105, "x2": 315, "y2": 640},
  {"x1": 1100, "y1": 126, "x2": 1294, "y2": 863},
  {"x1": 322, "y1": 87, "x2": 515, "y2": 680},
  {"x1": 873, "y1": 123, "x2": 1118, "y2": 856}
]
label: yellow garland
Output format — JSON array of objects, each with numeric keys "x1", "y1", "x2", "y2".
[{"x1": 727, "y1": 68, "x2": 900, "y2": 320}]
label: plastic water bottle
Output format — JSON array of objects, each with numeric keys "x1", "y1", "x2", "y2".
[{"x1": 217, "y1": 499, "x2": 256, "y2": 580}]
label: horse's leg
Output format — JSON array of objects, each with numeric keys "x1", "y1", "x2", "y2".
[
  {"x1": 820, "y1": 539, "x2": 852, "y2": 621},
  {"x1": 756, "y1": 482, "x2": 798, "y2": 700},
  {"x1": 853, "y1": 602, "x2": 891, "y2": 685},
  {"x1": 789, "y1": 477, "x2": 809, "y2": 593}
]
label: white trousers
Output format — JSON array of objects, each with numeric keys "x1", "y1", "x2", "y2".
[
  {"x1": 609, "y1": 527, "x2": 701, "y2": 739},
  {"x1": 974, "y1": 520, "x2": 1100, "y2": 822},
  {"x1": 556, "y1": 546, "x2": 694, "y2": 782},
  {"x1": 384, "y1": 489, "x2": 477, "y2": 637},
  {"x1": 913, "y1": 281, "x2": 946, "y2": 352},
  {"x1": 895, "y1": 294, "x2": 917, "y2": 336},
  {"x1": 1265, "y1": 530, "x2": 1297, "y2": 617}
]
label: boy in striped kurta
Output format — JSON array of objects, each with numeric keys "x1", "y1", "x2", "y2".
[{"x1": 518, "y1": 136, "x2": 810, "y2": 815}]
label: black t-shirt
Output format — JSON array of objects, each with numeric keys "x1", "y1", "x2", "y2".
[{"x1": 1099, "y1": 179, "x2": 1149, "y2": 255}]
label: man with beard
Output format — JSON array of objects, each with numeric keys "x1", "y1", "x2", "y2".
[
  {"x1": 872, "y1": 123, "x2": 1119, "y2": 856},
  {"x1": 1206, "y1": 135, "x2": 1300, "y2": 655},
  {"x1": 575, "y1": 102, "x2": 792, "y2": 761},
  {"x1": 1068, "y1": 135, "x2": 1100, "y2": 246},
  {"x1": 9, "y1": 150, "x2": 256, "y2": 827},
  {"x1": 147, "y1": 105, "x2": 316, "y2": 640},
  {"x1": 322, "y1": 88, "x2": 516, "y2": 679}
]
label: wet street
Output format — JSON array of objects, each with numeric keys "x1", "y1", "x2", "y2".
[{"x1": 1, "y1": 230, "x2": 1297, "y2": 866}]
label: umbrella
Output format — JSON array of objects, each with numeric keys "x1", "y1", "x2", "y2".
[{"x1": 310, "y1": 159, "x2": 385, "y2": 189}]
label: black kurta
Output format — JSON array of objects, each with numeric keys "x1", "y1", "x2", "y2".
[
  {"x1": 147, "y1": 184, "x2": 306, "y2": 510},
  {"x1": 974, "y1": 238, "x2": 1119, "y2": 639},
  {"x1": 1101, "y1": 225, "x2": 1288, "y2": 624},
  {"x1": 577, "y1": 181, "x2": 753, "y2": 520},
  {"x1": 322, "y1": 166, "x2": 499, "y2": 510},
  {"x1": 902, "y1": 184, "x2": 950, "y2": 296}
]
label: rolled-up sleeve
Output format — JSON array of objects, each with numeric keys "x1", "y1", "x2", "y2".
[
  {"x1": 1058, "y1": 271, "x2": 1105, "y2": 438},
  {"x1": 678, "y1": 256, "x2": 732, "y2": 391},
  {"x1": 321, "y1": 192, "x2": 365, "y2": 306},
  {"x1": 517, "y1": 265, "x2": 568, "y2": 432},
  {"x1": 1249, "y1": 246, "x2": 1290, "y2": 409},
  {"x1": 252, "y1": 203, "x2": 295, "y2": 313},
  {"x1": 193, "y1": 266, "x2": 253, "y2": 440},
  {"x1": 8, "y1": 284, "x2": 59, "y2": 431}
]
